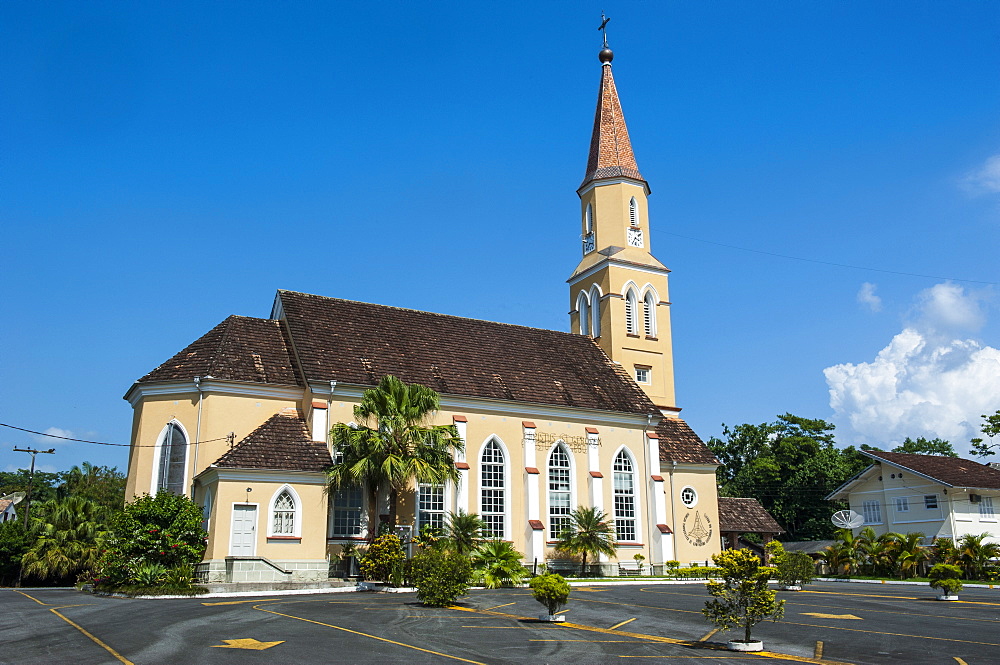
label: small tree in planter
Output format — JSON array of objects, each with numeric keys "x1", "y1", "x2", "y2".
[
  {"x1": 633, "y1": 553, "x2": 646, "y2": 575},
  {"x1": 767, "y1": 541, "x2": 815, "y2": 590},
  {"x1": 530, "y1": 572, "x2": 571, "y2": 622},
  {"x1": 703, "y1": 548, "x2": 785, "y2": 651},
  {"x1": 929, "y1": 563, "x2": 963, "y2": 600}
]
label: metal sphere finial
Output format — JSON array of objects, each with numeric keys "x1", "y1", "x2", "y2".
[{"x1": 599, "y1": 47, "x2": 614, "y2": 64}]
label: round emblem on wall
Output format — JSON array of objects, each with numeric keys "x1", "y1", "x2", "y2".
[{"x1": 682, "y1": 510, "x2": 713, "y2": 547}]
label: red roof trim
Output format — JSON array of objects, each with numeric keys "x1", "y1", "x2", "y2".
[
  {"x1": 522, "y1": 421, "x2": 536, "y2": 428},
  {"x1": 525, "y1": 467, "x2": 540, "y2": 474},
  {"x1": 455, "y1": 462, "x2": 471, "y2": 470},
  {"x1": 656, "y1": 524, "x2": 672, "y2": 534},
  {"x1": 585, "y1": 427, "x2": 599, "y2": 434},
  {"x1": 650, "y1": 475, "x2": 664, "y2": 482},
  {"x1": 528, "y1": 520, "x2": 545, "y2": 530},
  {"x1": 452, "y1": 415, "x2": 468, "y2": 423},
  {"x1": 590, "y1": 471, "x2": 604, "y2": 478},
  {"x1": 646, "y1": 432, "x2": 659, "y2": 439},
  {"x1": 311, "y1": 401, "x2": 327, "y2": 409}
]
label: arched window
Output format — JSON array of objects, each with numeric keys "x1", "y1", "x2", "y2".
[
  {"x1": 577, "y1": 292, "x2": 591, "y2": 336},
  {"x1": 548, "y1": 445, "x2": 572, "y2": 540},
  {"x1": 643, "y1": 291, "x2": 657, "y2": 337},
  {"x1": 271, "y1": 489, "x2": 296, "y2": 536},
  {"x1": 155, "y1": 421, "x2": 187, "y2": 495},
  {"x1": 585, "y1": 204, "x2": 594, "y2": 234},
  {"x1": 590, "y1": 287, "x2": 602, "y2": 337},
  {"x1": 625, "y1": 289, "x2": 639, "y2": 335},
  {"x1": 481, "y1": 440, "x2": 506, "y2": 538},
  {"x1": 613, "y1": 450, "x2": 637, "y2": 542},
  {"x1": 201, "y1": 487, "x2": 213, "y2": 532},
  {"x1": 629, "y1": 197, "x2": 638, "y2": 227}
]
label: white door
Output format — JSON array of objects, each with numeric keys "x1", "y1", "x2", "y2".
[{"x1": 231, "y1": 504, "x2": 257, "y2": 555}]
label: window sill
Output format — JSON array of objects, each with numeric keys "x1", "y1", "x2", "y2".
[
  {"x1": 267, "y1": 536, "x2": 301, "y2": 542},
  {"x1": 626, "y1": 334, "x2": 641, "y2": 339},
  {"x1": 645, "y1": 336, "x2": 658, "y2": 341},
  {"x1": 616, "y1": 542, "x2": 645, "y2": 547}
]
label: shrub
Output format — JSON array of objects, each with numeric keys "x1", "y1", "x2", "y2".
[
  {"x1": 776, "y1": 551, "x2": 816, "y2": 587},
  {"x1": 530, "y1": 573, "x2": 571, "y2": 616},
  {"x1": 0, "y1": 520, "x2": 30, "y2": 586},
  {"x1": 359, "y1": 534, "x2": 405, "y2": 583},
  {"x1": 663, "y1": 560, "x2": 680, "y2": 575},
  {"x1": 407, "y1": 548, "x2": 472, "y2": 606},
  {"x1": 703, "y1": 549, "x2": 785, "y2": 644},
  {"x1": 471, "y1": 539, "x2": 528, "y2": 588},
  {"x1": 132, "y1": 563, "x2": 168, "y2": 586},
  {"x1": 929, "y1": 563, "x2": 963, "y2": 596}
]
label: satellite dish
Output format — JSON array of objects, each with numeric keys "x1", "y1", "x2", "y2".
[
  {"x1": 0, "y1": 492, "x2": 26, "y2": 505},
  {"x1": 831, "y1": 510, "x2": 865, "y2": 529}
]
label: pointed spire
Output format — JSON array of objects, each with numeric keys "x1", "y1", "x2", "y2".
[{"x1": 580, "y1": 49, "x2": 646, "y2": 191}]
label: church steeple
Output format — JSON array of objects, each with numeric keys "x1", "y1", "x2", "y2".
[
  {"x1": 568, "y1": 43, "x2": 678, "y2": 415},
  {"x1": 580, "y1": 47, "x2": 647, "y2": 192}
]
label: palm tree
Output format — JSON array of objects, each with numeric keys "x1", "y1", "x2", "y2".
[
  {"x1": 855, "y1": 527, "x2": 879, "y2": 575},
  {"x1": 957, "y1": 533, "x2": 1000, "y2": 581},
  {"x1": 21, "y1": 496, "x2": 107, "y2": 582},
  {"x1": 894, "y1": 532, "x2": 927, "y2": 579},
  {"x1": 445, "y1": 510, "x2": 484, "y2": 556},
  {"x1": 556, "y1": 506, "x2": 618, "y2": 577},
  {"x1": 471, "y1": 539, "x2": 528, "y2": 588},
  {"x1": 327, "y1": 376, "x2": 464, "y2": 538}
]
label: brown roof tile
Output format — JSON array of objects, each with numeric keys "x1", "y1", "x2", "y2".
[
  {"x1": 580, "y1": 61, "x2": 646, "y2": 190},
  {"x1": 276, "y1": 290, "x2": 660, "y2": 416},
  {"x1": 864, "y1": 451, "x2": 1000, "y2": 489},
  {"x1": 213, "y1": 410, "x2": 332, "y2": 472},
  {"x1": 138, "y1": 316, "x2": 301, "y2": 386},
  {"x1": 656, "y1": 418, "x2": 719, "y2": 465},
  {"x1": 718, "y1": 497, "x2": 784, "y2": 535}
]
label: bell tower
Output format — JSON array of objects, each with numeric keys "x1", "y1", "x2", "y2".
[{"x1": 568, "y1": 44, "x2": 677, "y2": 414}]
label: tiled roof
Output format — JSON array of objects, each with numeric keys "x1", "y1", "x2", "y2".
[
  {"x1": 580, "y1": 61, "x2": 645, "y2": 190},
  {"x1": 276, "y1": 290, "x2": 661, "y2": 416},
  {"x1": 656, "y1": 418, "x2": 719, "y2": 465},
  {"x1": 213, "y1": 410, "x2": 332, "y2": 472},
  {"x1": 0, "y1": 499, "x2": 13, "y2": 514},
  {"x1": 863, "y1": 451, "x2": 1000, "y2": 489},
  {"x1": 718, "y1": 497, "x2": 784, "y2": 535},
  {"x1": 137, "y1": 316, "x2": 301, "y2": 386}
]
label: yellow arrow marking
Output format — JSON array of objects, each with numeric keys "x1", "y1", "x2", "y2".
[
  {"x1": 211, "y1": 638, "x2": 285, "y2": 650},
  {"x1": 802, "y1": 612, "x2": 863, "y2": 620}
]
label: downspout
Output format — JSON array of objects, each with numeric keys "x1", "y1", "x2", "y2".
[
  {"x1": 190, "y1": 376, "x2": 204, "y2": 498},
  {"x1": 669, "y1": 460, "x2": 679, "y2": 562},
  {"x1": 643, "y1": 413, "x2": 653, "y2": 562}
]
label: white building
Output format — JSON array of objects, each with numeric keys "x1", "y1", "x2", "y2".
[{"x1": 827, "y1": 450, "x2": 1000, "y2": 543}]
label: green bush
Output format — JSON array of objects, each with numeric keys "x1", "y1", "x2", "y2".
[
  {"x1": 530, "y1": 573, "x2": 571, "y2": 615},
  {"x1": 407, "y1": 548, "x2": 472, "y2": 606},
  {"x1": 673, "y1": 565, "x2": 721, "y2": 579},
  {"x1": 776, "y1": 551, "x2": 816, "y2": 587},
  {"x1": 663, "y1": 560, "x2": 680, "y2": 574},
  {"x1": 132, "y1": 562, "x2": 168, "y2": 586},
  {"x1": 359, "y1": 534, "x2": 405, "y2": 583},
  {"x1": 929, "y1": 563, "x2": 963, "y2": 596},
  {"x1": 0, "y1": 520, "x2": 30, "y2": 586},
  {"x1": 470, "y1": 539, "x2": 528, "y2": 588}
]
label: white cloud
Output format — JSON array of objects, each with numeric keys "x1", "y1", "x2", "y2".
[
  {"x1": 31, "y1": 427, "x2": 75, "y2": 446},
  {"x1": 825, "y1": 282, "x2": 1000, "y2": 454},
  {"x1": 857, "y1": 282, "x2": 882, "y2": 312},
  {"x1": 962, "y1": 154, "x2": 1000, "y2": 194}
]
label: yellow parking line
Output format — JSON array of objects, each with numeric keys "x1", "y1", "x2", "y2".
[
  {"x1": 15, "y1": 590, "x2": 51, "y2": 606},
  {"x1": 954, "y1": 658, "x2": 969, "y2": 665},
  {"x1": 798, "y1": 590, "x2": 918, "y2": 600},
  {"x1": 814, "y1": 641, "x2": 823, "y2": 659},
  {"x1": 699, "y1": 628, "x2": 719, "y2": 642},
  {"x1": 609, "y1": 618, "x2": 637, "y2": 630},
  {"x1": 485, "y1": 602, "x2": 517, "y2": 610},
  {"x1": 783, "y1": 619, "x2": 1000, "y2": 648},
  {"x1": 203, "y1": 598, "x2": 280, "y2": 606},
  {"x1": 254, "y1": 604, "x2": 486, "y2": 664},
  {"x1": 50, "y1": 608, "x2": 134, "y2": 665}
]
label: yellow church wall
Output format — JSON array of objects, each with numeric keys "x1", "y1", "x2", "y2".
[
  {"x1": 667, "y1": 466, "x2": 723, "y2": 563},
  {"x1": 125, "y1": 388, "x2": 301, "y2": 501},
  {"x1": 579, "y1": 180, "x2": 650, "y2": 251}
]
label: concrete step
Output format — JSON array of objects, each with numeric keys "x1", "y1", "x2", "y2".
[{"x1": 199, "y1": 579, "x2": 356, "y2": 594}]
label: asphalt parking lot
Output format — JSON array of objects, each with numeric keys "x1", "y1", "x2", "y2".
[{"x1": 3, "y1": 581, "x2": 999, "y2": 664}]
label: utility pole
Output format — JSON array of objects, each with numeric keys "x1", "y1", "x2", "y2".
[{"x1": 12, "y1": 447, "x2": 55, "y2": 529}]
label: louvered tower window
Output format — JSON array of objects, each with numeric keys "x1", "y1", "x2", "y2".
[
  {"x1": 629, "y1": 197, "x2": 638, "y2": 226},
  {"x1": 625, "y1": 289, "x2": 639, "y2": 335},
  {"x1": 578, "y1": 293, "x2": 590, "y2": 336},
  {"x1": 643, "y1": 292, "x2": 656, "y2": 336}
]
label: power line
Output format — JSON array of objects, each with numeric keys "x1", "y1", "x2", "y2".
[
  {"x1": 0, "y1": 423, "x2": 232, "y2": 448},
  {"x1": 660, "y1": 230, "x2": 998, "y2": 286}
]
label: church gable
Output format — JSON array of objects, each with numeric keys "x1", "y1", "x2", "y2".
[
  {"x1": 213, "y1": 410, "x2": 331, "y2": 472},
  {"x1": 276, "y1": 289, "x2": 659, "y2": 416},
  {"x1": 137, "y1": 315, "x2": 301, "y2": 387}
]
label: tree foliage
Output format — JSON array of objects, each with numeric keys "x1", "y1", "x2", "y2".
[
  {"x1": 890, "y1": 437, "x2": 957, "y2": 457},
  {"x1": 703, "y1": 548, "x2": 785, "y2": 644},
  {"x1": 971, "y1": 410, "x2": 1000, "y2": 458},
  {"x1": 470, "y1": 539, "x2": 528, "y2": 588},
  {"x1": 21, "y1": 496, "x2": 108, "y2": 582},
  {"x1": 0, "y1": 520, "x2": 30, "y2": 585},
  {"x1": 555, "y1": 506, "x2": 618, "y2": 576},
  {"x1": 327, "y1": 376, "x2": 464, "y2": 535},
  {"x1": 530, "y1": 572, "x2": 570, "y2": 615},
  {"x1": 708, "y1": 414, "x2": 869, "y2": 540},
  {"x1": 407, "y1": 547, "x2": 472, "y2": 606},
  {"x1": 929, "y1": 563, "x2": 963, "y2": 596},
  {"x1": 359, "y1": 533, "x2": 405, "y2": 583},
  {"x1": 57, "y1": 463, "x2": 126, "y2": 511},
  {"x1": 445, "y1": 509, "x2": 484, "y2": 556},
  {"x1": 98, "y1": 492, "x2": 207, "y2": 586}
]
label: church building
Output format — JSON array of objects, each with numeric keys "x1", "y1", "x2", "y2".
[{"x1": 123, "y1": 43, "x2": 723, "y2": 583}]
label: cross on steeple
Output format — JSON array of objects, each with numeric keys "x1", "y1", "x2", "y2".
[{"x1": 598, "y1": 12, "x2": 610, "y2": 48}]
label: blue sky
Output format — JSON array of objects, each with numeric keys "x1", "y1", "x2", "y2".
[{"x1": 3, "y1": 1, "x2": 1000, "y2": 474}]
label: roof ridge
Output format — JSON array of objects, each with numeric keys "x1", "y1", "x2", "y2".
[
  {"x1": 277, "y1": 289, "x2": 597, "y2": 341},
  {"x1": 206, "y1": 315, "x2": 239, "y2": 378}
]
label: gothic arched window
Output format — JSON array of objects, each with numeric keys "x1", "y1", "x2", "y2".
[
  {"x1": 625, "y1": 289, "x2": 639, "y2": 335},
  {"x1": 156, "y1": 421, "x2": 187, "y2": 495},
  {"x1": 629, "y1": 197, "x2": 638, "y2": 227},
  {"x1": 577, "y1": 292, "x2": 591, "y2": 336},
  {"x1": 613, "y1": 450, "x2": 637, "y2": 542},
  {"x1": 548, "y1": 444, "x2": 572, "y2": 540},
  {"x1": 481, "y1": 440, "x2": 506, "y2": 538},
  {"x1": 585, "y1": 204, "x2": 594, "y2": 234},
  {"x1": 271, "y1": 489, "x2": 296, "y2": 536},
  {"x1": 590, "y1": 287, "x2": 602, "y2": 337},
  {"x1": 643, "y1": 291, "x2": 657, "y2": 337}
]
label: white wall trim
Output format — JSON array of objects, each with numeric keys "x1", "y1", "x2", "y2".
[{"x1": 267, "y1": 484, "x2": 303, "y2": 538}]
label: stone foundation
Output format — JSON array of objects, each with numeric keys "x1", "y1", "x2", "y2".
[{"x1": 195, "y1": 557, "x2": 328, "y2": 583}]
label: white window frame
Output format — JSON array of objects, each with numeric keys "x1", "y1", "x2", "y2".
[
  {"x1": 547, "y1": 443, "x2": 574, "y2": 541},
  {"x1": 479, "y1": 437, "x2": 509, "y2": 539},
  {"x1": 643, "y1": 291, "x2": 657, "y2": 337},
  {"x1": 981, "y1": 496, "x2": 996, "y2": 520},
  {"x1": 680, "y1": 485, "x2": 698, "y2": 508},
  {"x1": 577, "y1": 292, "x2": 591, "y2": 336},
  {"x1": 895, "y1": 497, "x2": 909, "y2": 513},
  {"x1": 625, "y1": 289, "x2": 639, "y2": 335},
  {"x1": 328, "y1": 486, "x2": 365, "y2": 539},
  {"x1": 629, "y1": 196, "x2": 638, "y2": 227},
  {"x1": 590, "y1": 286, "x2": 602, "y2": 337},
  {"x1": 924, "y1": 495, "x2": 938, "y2": 510},
  {"x1": 862, "y1": 499, "x2": 882, "y2": 525},
  {"x1": 417, "y1": 483, "x2": 446, "y2": 533},
  {"x1": 150, "y1": 419, "x2": 191, "y2": 496},
  {"x1": 612, "y1": 448, "x2": 639, "y2": 543},
  {"x1": 267, "y1": 485, "x2": 302, "y2": 538},
  {"x1": 635, "y1": 367, "x2": 651, "y2": 384}
]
